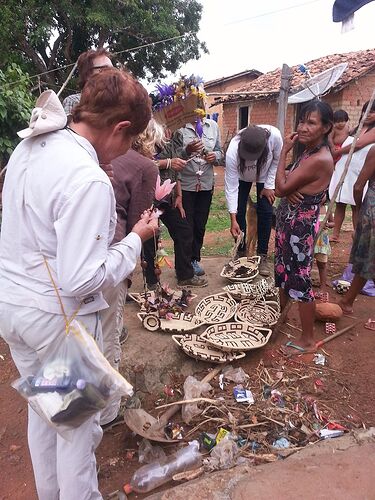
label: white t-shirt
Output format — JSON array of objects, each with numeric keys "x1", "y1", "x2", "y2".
[
  {"x1": 0, "y1": 129, "x2": 141, "y2": 315},
  {"x1": 225, "y1": 125, "x2": 283, "y2": 213}
]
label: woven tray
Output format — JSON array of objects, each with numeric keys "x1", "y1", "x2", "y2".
[
  {"x1": 172, "y1": 334, "x2": 246, "y2": 364},
  {"x1": 201, "y1": 322, "x2": 272, "y2": 352},
  {"x1": 195, "y1": 292, "x2": 237, "y2": 325},
  {"x1": 137, "y1": 312, "x2": 202, "y2": 333},
  {"x1": 129, "y1": 289, "x2": 197, "y2": 308},
  {"x1": 220, "y1": 256, "x2": 261, "y2": 282},
  {"x1": 235, "y1": 299, "x2": 280, "y2": 327},
  {"x1": 223, "y1": 278, "x2": 272, "y2": 301}
]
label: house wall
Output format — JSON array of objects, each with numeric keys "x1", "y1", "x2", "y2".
[
  {"x1": 205, "y1": 74, "x2": 259, "y2": 145},
  {"x1": 222, "y1": 70, "x2": 375, "y2": 152}
]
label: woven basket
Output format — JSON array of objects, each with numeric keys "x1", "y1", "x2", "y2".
[
  {"x1": 195, "y1": 292, "x2": 237, "y2": 325},
  {"x1": 201, "y1": 322, "x2": 272, "y2": 352},
  {"x1": 220, "y1": 256, "x2": 260, "y2": 282},
  {"x1": 235, "y1": 299, "x2": 280, "y2": 327},
  {"x1": 223, "y1": 278, "x2": 271, "y2": 301},
  {"x1": 172, "y1": 334, "x2": 246, "y2": 363},
  {"x1": 138, "y1": 312, "x2": 202, "y2": 333},
  {"x1": 129, "y1": 289, "x2": 197, "y2": 309}
]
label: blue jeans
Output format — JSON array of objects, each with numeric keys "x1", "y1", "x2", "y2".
[{"x1": 236, "y1": 181, "x2": 273, "y2": 255}]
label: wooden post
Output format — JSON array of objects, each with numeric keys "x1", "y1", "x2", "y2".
[{"x1": 277, "y1": 64, "x2": 292, "y2": 136}]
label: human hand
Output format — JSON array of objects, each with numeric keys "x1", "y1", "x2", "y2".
[
  {"x1": 171, "y1": 158, "x2": 187, "y2": 171},
  {"x1": 186, "y1": 139, "x2": 204, "y2": 155},
  {"x1": 230, "y1": 219, "x2": 242, "y2": 239},
  {"x1": 282, "y1": 132, "x2": 299, "y2": 155},
  {"x1": 287, "y1": 191, "x2": 304, "y2": 205},
  {"x1": 174, "y1": 195, "x2": 186, "y2": 218},
  {"x1": 131, "y1": 212, "x2": 159, "y2": 242},
  {"x1": 204, "y1": 152, "x2": 216, "y2": 164},
  {"x1": 260, "y1": 188, "x2": 275, "y2": 205},
  {"x1": 100, "y1": 163, "x2": 114, "y2": 184}
]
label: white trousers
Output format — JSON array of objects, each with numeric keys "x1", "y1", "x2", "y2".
[
  {"x1": 0, "y1": 302, "x2": 103, "y2": 500},
  {"x1": 100, "y1": 281, "x2": 127, "y2": 425}
]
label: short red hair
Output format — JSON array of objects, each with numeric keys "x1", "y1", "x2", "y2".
[{"x1": 72, "y1": 68, "x2": 151, "y2": 136}]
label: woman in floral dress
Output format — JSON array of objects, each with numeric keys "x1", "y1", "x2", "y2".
[{"x1": 275, "y1": 100, "x2": 334, "y2": 351}]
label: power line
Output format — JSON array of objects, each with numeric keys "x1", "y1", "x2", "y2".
[
  {"x1": 224, "y1": 0, "x2": 323, "y2": 26},
  {"x1": 5, "y1": 32, "x2": 190, "y2": 87}
]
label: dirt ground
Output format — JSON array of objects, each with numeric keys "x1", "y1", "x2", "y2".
[{"x1": 1, "y1": 178, "x2": 374, "y2": 498}]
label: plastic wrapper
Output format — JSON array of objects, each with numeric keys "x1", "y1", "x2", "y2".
[
  {"x1": 138, "y1": 439, "x2": 166, "y2": 464},
  {"x1": 12, "y1": 319, "x2": 133, "y2": 439},
  {"x1": 205, "y1": 439, "x2": 243, "y2": 471},
  {"x1": 181, "y1": 376, "x2": 212, "y2": 424},
  {"x1": 222, "y1": 366, "x2": 248, "y2": 384}
]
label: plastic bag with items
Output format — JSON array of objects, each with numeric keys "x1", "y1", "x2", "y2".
[{"x1": 12, "y1": 319, "x2": 133, "y2": 439}]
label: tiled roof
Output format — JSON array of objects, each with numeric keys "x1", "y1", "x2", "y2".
[
  {"x1": 221, "y1": 48, "x2": 375, "y2": 103},
  {"x1": 205, "y1": 69, "x2": 262, "y2": 88}
]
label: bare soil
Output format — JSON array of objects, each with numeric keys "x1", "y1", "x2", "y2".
[{"x1": 1, "y1": 184, "x2": 374, "y2": 499}]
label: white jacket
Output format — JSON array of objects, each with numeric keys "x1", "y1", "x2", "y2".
[
  {"x1": 225, "y1": 125, "x2": 283, "y2": 213},
  {"x1": 0, "y1": 129, "x2": 141, "y2": 315}
]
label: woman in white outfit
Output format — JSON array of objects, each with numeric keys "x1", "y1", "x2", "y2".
[
  {"x1": 0, "y1": 69, "x2": 157, "y2": 500},
  {"x1": 329, "y1": 101, "x2": 375, "y2": 241}
]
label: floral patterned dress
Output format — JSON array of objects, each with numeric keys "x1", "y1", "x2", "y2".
[
  {"x1": 275, "y1": 154, "x2": 326, "y2": 302},
  {"x1": 350, "y1": 178, "x2": 375, "y2": 280}
]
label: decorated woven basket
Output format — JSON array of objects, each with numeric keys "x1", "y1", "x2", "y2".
[
  {"x1": 200, "y1": 322, "x2": 272, "y2": 352},
  {"x1": 235, "y1": 299, "x2": 280, "y2": 327},
  {"x1": 137, "y1": 312, "x2": 202, "y2": 333},
  {"x1": 129, "y1": 289, "x2": 197, "y2": 309},
  {"x1": 220, "y1": 256, "x2": 261, "y2": 282},
  {"x1": 195, "y1": 292, "x2": 237, "y2": 325},
  {"x1": 172, "y1": 334, "x2": 246, "y2": 363},
  {"x1": 223, "y1": 278, "x2": 272, "y2": 301}
]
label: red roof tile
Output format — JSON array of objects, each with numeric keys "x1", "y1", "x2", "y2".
[{"x1": 222, "y1": 48, "x2": 375, "y2": 103}]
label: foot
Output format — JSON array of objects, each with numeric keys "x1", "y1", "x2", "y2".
[
  {"x1": 330, "y1": 236, "x2": 340, "y2": 243},
  {"x1": 338, "y1": 299, "x2": 353, "y2": 315},
  {"x1": 364, "y1": 318, "x2": 375, "y2": 331},
  {"x1": 191, "y1": 260, "x2": 205, "y2": 276},
  {"x1": 258, "y1": 254, "x2": 270, "y2": 277},
  {"x1": 177, "y1": 275, "x2": 208, "y2": 288}
]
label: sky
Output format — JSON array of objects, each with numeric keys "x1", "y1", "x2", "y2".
[{"x1": 172, "y1": 0, "x2": 375, "y2": 83}]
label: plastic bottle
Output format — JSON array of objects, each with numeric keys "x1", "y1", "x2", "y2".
[{"x1": 125, "y1": 440, "x2": 202, "y2": 494}]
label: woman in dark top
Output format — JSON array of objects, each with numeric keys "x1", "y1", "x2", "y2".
[{"x1": 275, "y1": 100, "x2": 334, "y2": 352}]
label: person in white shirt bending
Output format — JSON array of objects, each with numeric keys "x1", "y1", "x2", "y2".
[
  {"x1": 0, "y1": 68, "x2": 157, "y2": 500},
  {"x1": 225, "y1": 125, "x2": 283, "y2": 275}
]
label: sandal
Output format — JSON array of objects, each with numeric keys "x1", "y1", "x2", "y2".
[{"x1": 364, "y1": 319, "x2": 375, "y2": 331}]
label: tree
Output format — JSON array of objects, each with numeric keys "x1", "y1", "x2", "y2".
[
  {"x1": 0, "y1": 64, "x2": 34, "y2": 166},
  {"x1": 0, "y1": 0, "x2": 207, "y2": 88}
]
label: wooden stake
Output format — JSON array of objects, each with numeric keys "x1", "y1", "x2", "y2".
[{"x1": 277, "y1": 64, "x2": 292, "y2": 137}]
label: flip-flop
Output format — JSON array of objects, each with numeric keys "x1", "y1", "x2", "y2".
[{"x1": 364, "y1": 319, "x2": 375, "y2": 331}]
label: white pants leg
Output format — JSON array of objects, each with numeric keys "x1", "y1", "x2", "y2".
[
  {"x1": 0, "y1": 302, "x2": 103, "y2": 500},
  {"x1": 100, "y1": 281, "x2": 127, "y2": 425}
]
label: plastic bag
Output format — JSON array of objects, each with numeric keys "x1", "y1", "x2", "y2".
[
  {"x1": 12, "y1": 319, "x2": 133, "y2": 439},
  {"x1": 181, "y1": 376, "x2": 212, "y2": 424},
  {"x1": 222, "y1": 365, "x2": 249, "y2": 384},
  {"x1": 205, "y1": 439, "x2": 241, "y2": 470},
  {"x1": 138, "y1": 439, "x2": 166, "y2": 464}
]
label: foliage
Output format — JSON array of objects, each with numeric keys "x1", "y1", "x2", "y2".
[
  {"x1": 0, "y1": 0, "x2": 207, "y2": 88},
  {"x1": 0, "y1": 64, "x2": 34, "y2": 166}
]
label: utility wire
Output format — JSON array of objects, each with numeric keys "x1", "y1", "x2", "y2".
[
  {"x1": 5, "y1": 32, "x2": 190, "y2": 87},
  {"x1": 224, "y1": 0, "x2": 323, "y2": 26}
]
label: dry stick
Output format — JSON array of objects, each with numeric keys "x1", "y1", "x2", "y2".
[
  {"x1": 315, "y1": 88, "x2": 375, "y2": 242},
  {"x1": 56, "y1": 62, "x2": 78, "y2": 98},
  {"x1": 155, "y1": 397, "x2": 218, "y2": 410},
  {"x1": 152, "y1": 363, "x2": 227, "y2": 431},
  {"x1": 315, "y1": 322, "x2": 358, "y2": 348}
]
